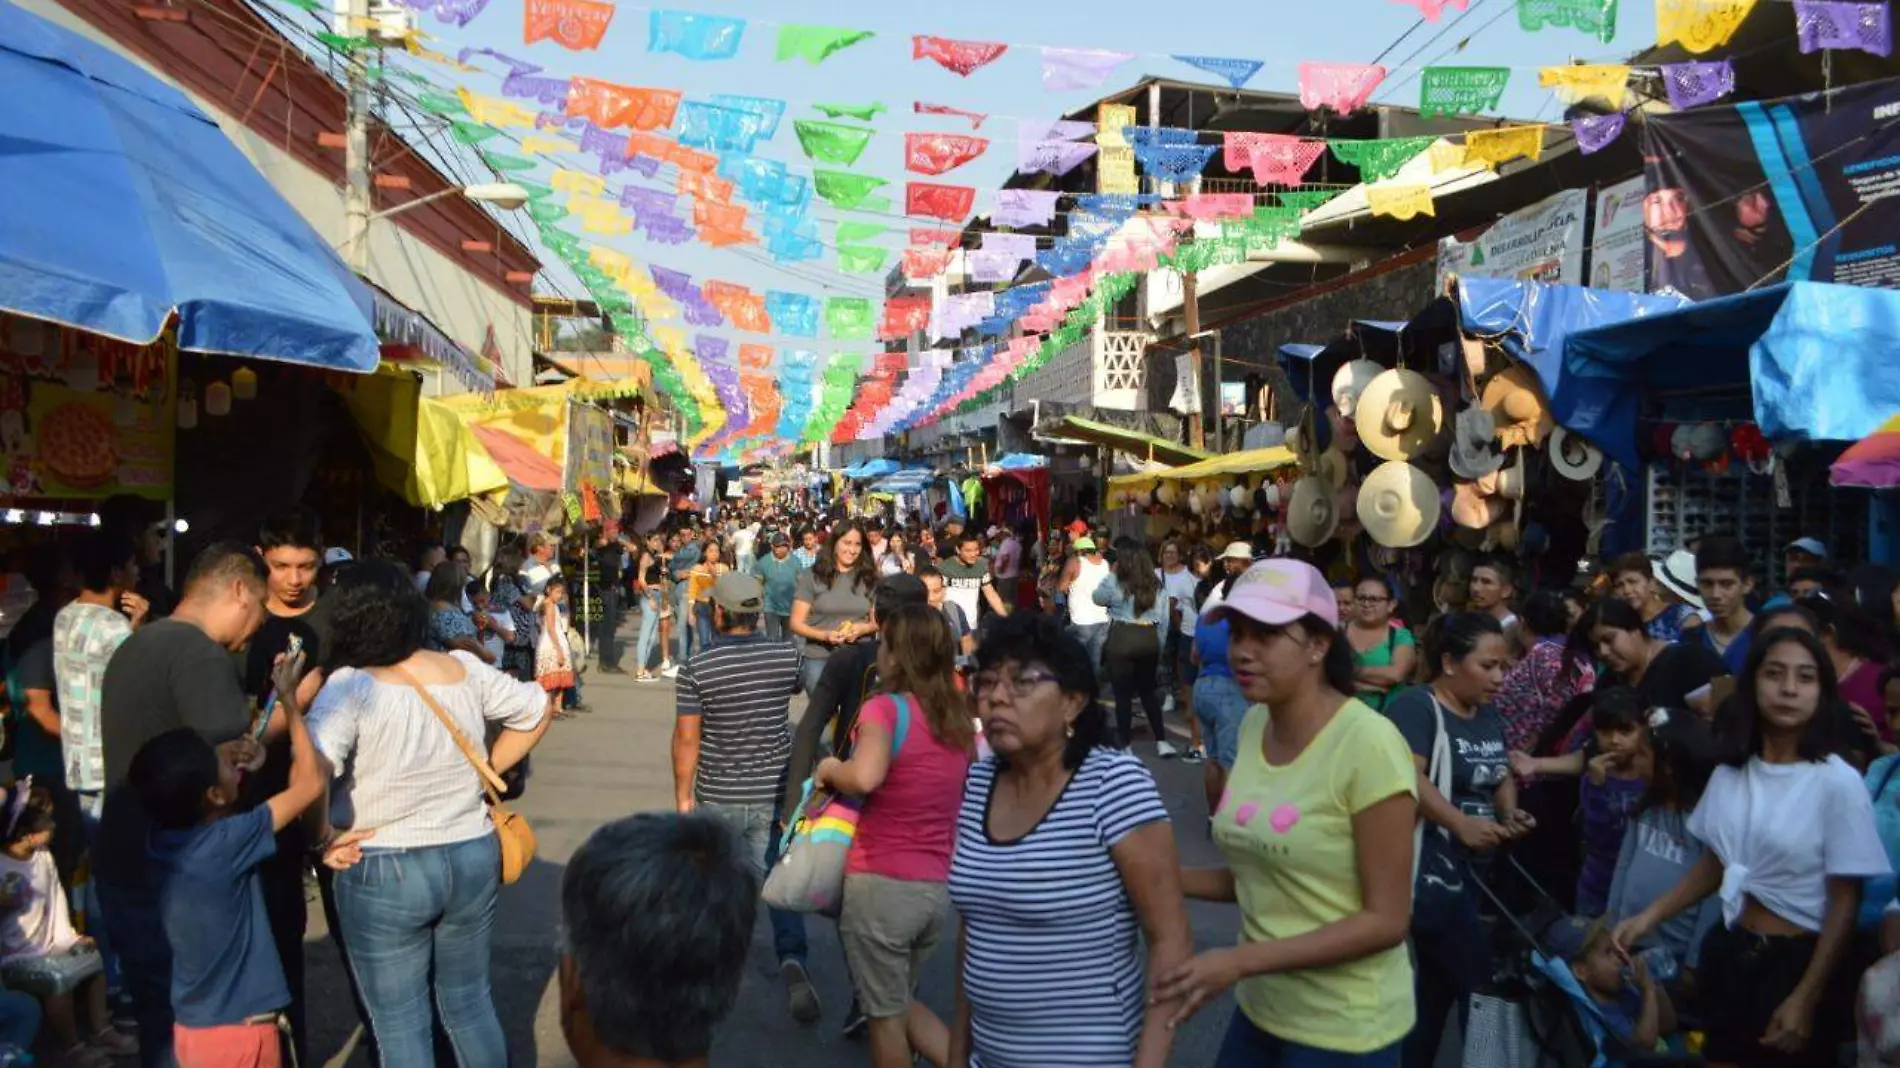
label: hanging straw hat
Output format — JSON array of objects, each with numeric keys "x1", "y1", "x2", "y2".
[
  {"x1": 1549, "y1": 425, "x2": 1603, "y2": 481},
  {"x1": 1286, "y1": 476, "x2": 1338, "y2": 547},
  {"x1": 1448, "y1": 407, "x2": 1504, "y2": 480},
  {"x1": 1356, "y1": 369, "x2": 1443, "y2": 462},
  {"x1": 1315, "y1": 447, "x2": 1351, "y2": 489},
  {"x1": 1358, "y1": 461, "x2": 1440, "y2": 548},
  {"x1": 1331, "y1": 358, "x2": 1383, "y2": 415},
  {"x1": 1480, "y1": 364, "x2": 1554, "y2": 449},
  {"x1": 1491, "y1": 449, "x2": 1528, "y2": 501},
  {"x1": 1450, "y1": 481, "x2": 1508, "y2": 530}
]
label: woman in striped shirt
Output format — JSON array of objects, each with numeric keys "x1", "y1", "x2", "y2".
[{"x1": 946, "y1": 613, "x2": 1192, "y2": 1068}]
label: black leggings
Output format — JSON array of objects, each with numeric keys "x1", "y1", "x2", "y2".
[{"x1": 1105, "y1": 622, "x2": 1165, "y2": 745}]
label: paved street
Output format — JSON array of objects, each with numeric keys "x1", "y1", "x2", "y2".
[{"x1": 299, "y1": 622, "x2": 1252, "y2": 1068}]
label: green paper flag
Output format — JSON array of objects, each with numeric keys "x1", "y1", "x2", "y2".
[
  {"x1": 1275, "y1": 189, "x2": 1342, "y2": 212},
  {"x1": 1227, "y1": 206, "x2": 1303, "y2": 250},
  {"x1": 854, "y1": 196, "x2": 894, "y2": 214},
  {"x1": 1418, "y1": 67, "x2": 1512, "y2": 117},
  {"x1": 777, "y1": 25, "x2": 876, "y2": 64},
  {"x1": 794, "y1": 120, "x2": 875, "y2": 166},
  {"x1": 315, "y1": 32, "x2": 373, "y2": 54},
  {"x1": 479, "y1": 152, "x2": 539, "y2": 173},
  {"x1": 1518, "y1": 0, "x2": 1618, "y2": 41},
  {"x1": 834, "y1": 222, "x2": 887, "y2": 245},
  {"x1": 826, "y1": 297, "x2": 874, "y2": 339},
  {"x1": 527, "y1": 200, "x2": 570, "y2": 224},
  {"x1": 449, "y1": 121, "x2": 501, "y2": 146},
  {"x1": 1329, "y1": 137, "x2": 1434, "y2": 182},
  {"x1": 517, "y1": 180, "x2": 556, "y2": 203},
  {"x1": 813, "y1": 170, "x2": 888, "y2": 208},
  {"x1": 812, "y1": 102, "x2": 887, "y2": 122},
  {"x1": 837, "y1": 246, "x2": 889, "y2": 274},
  {"x1": 416, "y1": 92, "x2": 469, "y2": 117}
]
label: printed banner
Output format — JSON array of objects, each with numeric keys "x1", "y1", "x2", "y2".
[
  {"x1": 0, "y1": 315, "x2": 176, "y2": 500},
  {"x1": 1642, "y1": 75, "x2": 1900, "y2": 295},
  {"x1": 1419, "y1": 66, "x2": 1511, "y2": 116},
  {"x1": 522, "y1": 0, "x2": 613, "y2": 50},
  {"x1": 1590, "y1": 176, "x2": 1649, "y2": 292},
  {"x1": 1435, "y1": 187, "x2": 1588, "y2": 291},
  {"x1": 564, "y1": 399, "x2": 614, "y2": 495}
]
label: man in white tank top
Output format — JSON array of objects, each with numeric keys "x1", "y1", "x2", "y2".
[{"x1": 1060, "y1": 535, "x2": 1112, "y2": 679}]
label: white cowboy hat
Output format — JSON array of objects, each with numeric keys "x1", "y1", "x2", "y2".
[
  {"x1": 1220, "y1": 540, "x2": 1254, "y2": 561},
  {"x1": 1286, "y1": 476, "x2": 1338, "y2": 547},
  {"x1": 1356, "y1": 369, "x2": 1444, "y2": 462},
  {"x1": 1549, "y1": 425, "x2": 1603, "y2": 481},
  {"x1": 1331, "y1": 359, "x2": 1383, "y2": 414},
  {"x1": 1655, "y1": 549, "x2": 1705, "y2": 610},
  {"x1": 1358, "y1": 461, "x2": 1440, "y2": 548}
]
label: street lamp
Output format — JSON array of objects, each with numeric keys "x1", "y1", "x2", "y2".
[{"x1": 343, "y1": 183, "x2": 530, "y2": 270}]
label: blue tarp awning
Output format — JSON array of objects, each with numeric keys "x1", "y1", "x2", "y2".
[
  {"x1": 842, "y1": 457, "x2": 901, "y2": 480},
  {"x1": 871, "y1": 470, "x2": 936, "y2": 495},
  {"x1": 0, "y1": 0, "x2": 379, "y2": 371},
  {"x1": 1562, "y1": 282, "x2": 1900, "y2": 470},
  {"x1": 1277, "y1": 343, "x2": 1326, "y2": 362},
  {"x1": 1457, "y1": 277, "x2": 1690, "y2": 394}
]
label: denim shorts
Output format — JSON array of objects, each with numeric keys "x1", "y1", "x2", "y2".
[
  {"x1": 1193, "y1": 674, "x2": 1249, "y2": 769},
  {"x1": 1, "y1": 945, "x2": 102, "y2": 997}
]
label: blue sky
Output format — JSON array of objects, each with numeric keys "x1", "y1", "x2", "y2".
[{"x1": 410, "y1": 0, "x2": 1653, "y2": 351}]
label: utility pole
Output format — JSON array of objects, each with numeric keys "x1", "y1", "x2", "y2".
[
  {"x1": 340, "y1": 0, "x2": 373, "y2": 273},
  {"x1": 1183, "y1": 270, "x2": 1203, "y2": 449}
]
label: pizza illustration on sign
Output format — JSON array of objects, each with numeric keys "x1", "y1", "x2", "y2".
[{"x1": 37, "y1": 403, "x2": 119, "y2": 489}]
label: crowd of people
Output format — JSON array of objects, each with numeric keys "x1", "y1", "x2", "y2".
[{"x1": 6, "y1": 491, "x2": 1900, "y2": 1068}]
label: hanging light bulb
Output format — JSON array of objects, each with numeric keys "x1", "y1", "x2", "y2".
[
  {"x1": 231, "y1": 366, "x2": 258, "y2": 401},
  {"x1": 204, "y1": 381, "x2": 232, "y2": 417},
  {"x1": 176, "y1": 379, "x2": 198, "y2": 429}
]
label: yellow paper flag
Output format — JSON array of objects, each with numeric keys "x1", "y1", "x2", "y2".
[
  {"x1": 636, "y1": 292, "x2": 678, "y2": 320},
  {"x1": 1097, "y1": 103, "x2": 1137, "y2": 147},
  {"x1": 519, "y1": 134, "x2": 579, "y2": 156},
  {"x1": 1657, "y1": 0, "x2": 1756, "y2": 52},
  {"x1": 652, "y1": 325, "x2": 688, "y2": 355},
  {"x1": 582, "y1": 212, "x2": 633, "y2": 236},
  {"x1": 1463, "y1": 126, "x2": 1545, "y2": 170},
  {"x1": 1537, "y1": 65, "x2": 1631, "y2": 107},
  {"x1": 1366, "y1": 183, "x2": 1435, "y2": 221},
  {"x1": 587, "y1": 245, "x2": 633, "y2": 277},
  {"x1": 1427, "y1": 141, "x2": 1469, "y2": 174},
  {"x1": 405, "y1": 35, "x2": 474, "y2": 70},
  {"x1": 552, "y1": 169, "x2": 608, "y2": 198}
]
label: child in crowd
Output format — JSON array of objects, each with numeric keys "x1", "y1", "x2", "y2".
[
  {"x1": 131, "y1": 651, "x2": 366, "y2": 1068},
  {"x1": 1576, "y1": 688, "x2": 1651, "y2": 916},
  {"x1": 535, "y1": 577, "x2": 575, "y2": 714},
  {"x1": 1604, "y1": 709, "x2": 1720, "y2": 987},
  {"x1": 1549, "y1": 915, "x2": 1678, "y2": 1063},
  {"x1": 0, "y1": 784, "x2": 133, "y2": 1066},
  {"x1": 469, "y1": 580, "x2": 512, "y2": 667}
]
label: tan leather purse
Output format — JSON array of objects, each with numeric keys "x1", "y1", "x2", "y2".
[{"x1": 390, "y1": 666, "x2": 538, "y2": 884}]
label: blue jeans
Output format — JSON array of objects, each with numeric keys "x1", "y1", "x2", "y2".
[
  {"x1": 674, "y1": 581, "x2": 697, "y2": 662},
  {"x1": 1194, "y1": 673, "x2": 1250, "y2": 769},
  {"x1": 695, "y1": 602, "x2": 716, "y2": 651},
  {"x1": 699, "y1": 800, "x2": 807, "y2": 964},
  {"x1": 334, "y1": 835, "x2": 506, "y2": 1068},
  {"x1": 1214, "y1": 1011, "x2": 1401, "y2": 1068},
  {"x1": 634, "y1": 591, "x2": 663, "y2": 671},
  {"x1": 563, "y1": 674, "x2": 583, "y2": 709},
  {"x1": 764, "y1": 613, "x2": 790, "y2": 642},
  {"x1": 799, "y1": 655, "x2": 828, "y2": 697},
  {"x1": 94, "y1": 874, "x2": 173, "y2": 1068},
  {"x1": 1072, "y1": 622, "x2": 1108, "y2": 684}
]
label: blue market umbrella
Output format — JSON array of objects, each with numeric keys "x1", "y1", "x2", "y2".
[{"x1": 0, "y1": 0, "x2": 379, "y2": 371}]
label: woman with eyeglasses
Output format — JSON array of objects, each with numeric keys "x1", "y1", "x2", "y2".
[
  {"x1": 1346, "y1": 576, "x2": 1415, "y2": 712},
  {"x1": 946, "y1": 614, "x2": 1192, "y2": 1068},
  {"x1": 1165, "y1": 560, "x2": 1419, "y2": 1067}
]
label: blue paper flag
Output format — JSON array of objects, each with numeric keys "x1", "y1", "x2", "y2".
[
  {"x1": 650, "y1": 10, "x2": 747, "y2": 60},
  {"x1": 766, "y1": 292, "x2": 821, "y2": 337},
  {"x1": 1173, "y1": 54, "x2": 1266, "y2": 89}
]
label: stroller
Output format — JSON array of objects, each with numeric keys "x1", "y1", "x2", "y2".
[{"x1": 1467, "y1": 854, "x2": 1703, "y2": 1068}]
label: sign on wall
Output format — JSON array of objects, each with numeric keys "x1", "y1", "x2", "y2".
[
  {"x1": 0, "y1": 314, "x2": 176, "y2": 500},
  {"x1": 1435, "y1": 187, "x2": 1589, "y2": 292},
  {"x1": 1591, "y1": 176, "x2": 1649, "y2": 293}
]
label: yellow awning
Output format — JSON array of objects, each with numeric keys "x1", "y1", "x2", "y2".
[
  {"x1": 341, "y1": 365, "x2": 508, "y2": 508},
  {"x1": 1042, "y1": 415, "x2": 1211, "y2": 467},
  {"x1": 1108, "y1": 446, "x2": 1300, "y2": 491}
]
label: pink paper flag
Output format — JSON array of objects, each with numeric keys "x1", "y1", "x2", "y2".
[
  {"x1": 1223, "y1": 132, "x2": 1328, "y2": 186},
  {"x1": 1394, "y1": 0, "x2": 1472, "y2": 18},
  {"x1": 1298, "y1": 63, "x2": 1388, "y2": 115},
  {"x1": 914, "y1": 102, "x2": 989, "y2": 129},
  {"x1": 1041, "y1": 47, "x2": 1135, "y2": 91},
  {"x1": 991, "y1": 189, "x2": 1063, "y2": 228},
  {"x1": 912, "y1": 35, "x2": 1009, "y2": 77},
  {"x1": 1164, "y1": 193, "x2": 1256, "y2": 221},
  {"x1": 905, "y1": 132, "x2": 991, "y2": 175}
]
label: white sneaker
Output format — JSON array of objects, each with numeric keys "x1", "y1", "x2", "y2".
[
  {"x1": 1161, "y1": 693, "x2": 1176, "y2": 714},
  {"x1": 660, "y1": 664, "x2": 679, "y2": 678},
  {"x1": 1155, "y1": 740, "x2": 1179, "y2": 758}
]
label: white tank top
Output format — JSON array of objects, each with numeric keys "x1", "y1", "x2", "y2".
[{"x1": 1068, "y1": 557, "x2": 1111, "y2": 626}]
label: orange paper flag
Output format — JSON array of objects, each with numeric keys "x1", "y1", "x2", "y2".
[
  {"x1": 524, "y1": 0, "x2": 615, "y2": 50},
  {"x1": 566, "y1": 77, "x2": 681, "y2": 131}
]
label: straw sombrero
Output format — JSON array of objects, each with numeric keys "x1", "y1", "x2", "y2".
[
  {"x1": 1480, "y1": 364, "x2": 1554, "y2": 449},
  {"x1": 1286, "y1": 476, "x2": 1338, "y2": 547},
  {"x1": 1331, "y1": 358, "x2": 1383, "y2": 415},
  {"x1": 1356, "y1": 369, "x2": 1443, "y2": 462},
  {"x1": 1549, "y1": 425, "x2": 1603, "y2": 481},
  {"x1": 1359, "y1": 461, "x2": 1440, "y2": 548}
]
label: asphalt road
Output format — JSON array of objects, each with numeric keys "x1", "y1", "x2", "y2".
[{"x1": 300, "y1": 618, "x2": 1465, "y2": 1067}]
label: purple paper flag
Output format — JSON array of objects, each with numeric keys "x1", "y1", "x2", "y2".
[
  {"x1": 983, "y1": 233, "x2": 1036, "y2": 260},
  {"x1": 1572, "y1": 113, "x2": 1627, "y2": 154},
  {"x1": 399, "y1": 0, "x2": 488, "y2": 27},
  {"x1": 535, "y1": 111, "x2": 585, "y2": 131},
  {"x1": 579, "y1": 123, "x2": 629, "y2": 160},
  {"x1": 502, "y1": 72, "x2": 571, "y2": 106},
  {"x1": 1018, "y1": 118, "x2": 1096, "y2": 144},
  {"x1": 1661, "y1": 59, "x2": 1736, "y2": 109},
  {"x1": 624, "y1": 154, "x2": 662, "y2": 179},
  {"x1": 991, "y1": 189, "x2": 1063, "y2": 228},
  {"x1": 650, "y1": 267, "x2": 697, "y2": 301},
  {"x1": 970, "y1": 233, "x2": 1036, "y2": 282},
  {"x1": 455, "y1": 47, "x2": 537, "y2": 72},
  {"x1": 1041, "y1": 47, "x2": 1135, "y2": 91},
  {"x1": 1793, "y1": 0, "x2": 1892, "y2": 54},
  {"x1": 1018, "y1": 139, "x2": 1099, "y2": 176},
  {"x1": 645, "y1": 215, "x2": 695, "y2": 245},
  {"x1": 621, "y1": 187, "x2": 678, "y2": 216},
  {"x1": 933, "y1": 292, "x2": 995, "y2": 340}
]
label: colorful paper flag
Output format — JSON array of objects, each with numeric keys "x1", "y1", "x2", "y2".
[
  {"x1": 776, "y1": 24, "x2": 875, "y2": 64},
  {"x1": 1656, "y1": 0, "x2": 1756, "y2": 52},
  {"x1": 812, "y1": 170, "x2": 888, "y2": 209},
  {"x1": 1537, "y1": 64, "x2": 1630, "y2": 106},
  {"x1": 1462, "y1": 125, "x2": 1544, "y2": 169},
  {"x1": 837, "y1": 246, "x2": 889, "y2": 273},
  {"x1": 912, "y1": 35, "x2": 1009, "y2": 76},
  {"x1": 523, "y1": 0, "x2": 613, "y2": 50},
  {"x1": 915, "y1": 102, "x2": 988, "y2": 129},
  {"x1": 881, "y1": 296, "x2": 931, "y2": 339},
  {"x1": 649, "y1": 10, "x2": 745, "y2": 60},
  {"x1": 1041, "y1": 47, "x2": 1135, "y2": 91},
  {"x1": 990, "y1": 189, "x2": 1063, "y2": 228},
  {"x1": 813, "y1": 102, "x2": 887, "y2": 121},
  {"x1": 1572, "y1": 113, "x2": 1626, "y2": 154},
  {"x1": 1419, "y1": 66, "x2": 1511, "y2": 116},
  {"x1": 1366, "y1": 184, "x2": 1435, "y2": 220},
  {"x1": 905, "y1": 182, "x2": 976, "y2": 222},
  {"x1": 1298, "y1": 62, "x2": 1388, "y2": 115},
  {"x1": 566, "y1": 78, "x2": 681, "y2": 130},
  {"x1": 1793, "y1": 0, "x2": 1890, "y2": 54},
  {"x1": 904, "y1": 132, "x2": 990, "y2": 175},
  {"x1": 826, "y1": 297, "x2": 873, "y2": 339},
  {"x1": 1518, "y1": 0, "x2": 1620, "y2": 41},
  {"x1": 794, "y1": 120, "x2": 875, "y2": 165},
  {"x1": 1171, "y1": 54, "x2": 1264, "y2": 89},
  {"x1": 1661, "y1": 58, "x2": 1736, "y2": 107},
  {"x1": 1223, "y1": 132, "x2": 1327, "y2": 185},
  {"x1": 1395, "y1": 0, "x2": 1472, "y2": 18},
  {"x1": 1330, "y1": 136, "x2": 1434, "y2": 181}
]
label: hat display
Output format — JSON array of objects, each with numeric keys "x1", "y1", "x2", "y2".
[
  {"x1": 1331, "y1": 359, "x2": 1383, "y2": 414},
  {"x1": 1549, "y1": 425, "x2": 1604, "y2": 481},
  {"x1": 1447, "y1": 407, "x2": 1503, "y2": 480},
  {"x1": 1356, "y1": 369, "x2": 1443, "y2": 461},
  {"x1": 709, "y1": 572, "x2": 765, "y2": 614},
  {"x1": 1358, "y1": 461, "x2": 1441, "y2": 548},
  {"x1": 1671, "y1": 422, "x2": 1726, "y2": 462},
  {"x1": 1655, "y1": 549, "x2": 1704, "y2": 609},
  {"x1": 1450, "y1": 481, "x2": 1508, "y2": 530},
  {"x1": 1493, "y1": 449, "x2": 1528, "y2": 500},
  {"x1": 1286, "y1": 476, "x2": 1338, "y2": 547},
  {"x1": 1221, "y1": 541, "x2": 1255, "y2": 561},
  {"x1": 1479, "y1": 364, "x2": 1554, "y2": 449}
]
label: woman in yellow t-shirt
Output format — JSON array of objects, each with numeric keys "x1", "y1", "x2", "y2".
[
  {"x1": 687, "y1": 541, "x2": 729, "y2": 651},
  {"x1": 1156, "y1": 558, "x2": 1420, "y2": 1067}
]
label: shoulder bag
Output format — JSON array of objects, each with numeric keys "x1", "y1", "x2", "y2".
[
  {"x1": 763, "y1": 693, "x2": 913, "y2": 915},
  {"x1": 391, "y1": 665, "x2": 537, "y2": 884}
]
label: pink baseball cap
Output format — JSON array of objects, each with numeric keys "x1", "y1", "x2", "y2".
[{"x1": 1208, "y1": 558, "x2": 1339, "y2": 630}]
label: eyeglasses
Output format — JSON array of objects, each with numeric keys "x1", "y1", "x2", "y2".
[
  {"x1": 1354, "y1": 596, "x2": 1391, "y2": 605},
  {"x1": 971, "y1": 670, "x2": 1060, "y2": 698}
]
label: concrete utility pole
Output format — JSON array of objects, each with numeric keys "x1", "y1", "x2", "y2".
[
  {"x1": 1183, "y1": 271, "x2": 1203, "y2": 449},
  {"x1": 340, "y1": 0, "x2": 372, "y2": 272}
]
